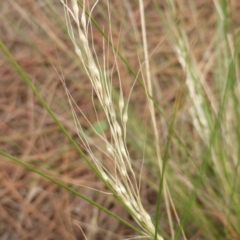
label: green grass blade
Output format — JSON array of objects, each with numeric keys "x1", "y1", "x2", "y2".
[{"x1": 0, "y1": 149, "x2": 144, "y2": 235}]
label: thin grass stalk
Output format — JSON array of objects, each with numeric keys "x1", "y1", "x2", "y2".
[{"x1": 59, "y1": 0, "x2": 165, "y2": 239}]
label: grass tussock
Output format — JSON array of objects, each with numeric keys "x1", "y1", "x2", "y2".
[{"x1": 1, "y1": 0, "x2": 240, "y2": 239}]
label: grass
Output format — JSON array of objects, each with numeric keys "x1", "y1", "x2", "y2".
[{"x1": 1, "y1": 0, "x2": 240, "y2": 239}]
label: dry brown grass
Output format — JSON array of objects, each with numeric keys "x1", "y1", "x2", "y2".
[
  {"x1": 1, "y1": 0, "x2": 240, "y2": 239},
  {"x1": 0, "y1": 1, "x2": 153, "y2": 239}
]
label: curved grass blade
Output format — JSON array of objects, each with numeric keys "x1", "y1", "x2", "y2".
[
  {"x1": 0, "y1": 38, "x2": 145, "y2": 236},
  {"x1": 0, "y1": 149, "x2": 144, "y2": 235}
]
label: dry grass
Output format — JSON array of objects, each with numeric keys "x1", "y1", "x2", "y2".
[
  {"x1": 1, "y1": 0, "x2": 240, "y2": 239},
  {"x1": 0, "y1": 1, "x2": 156, "y2": 239}
]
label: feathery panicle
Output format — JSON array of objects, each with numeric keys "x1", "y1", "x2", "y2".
[{"x1": 60, "y1": 0, "x2": 164, "y2": 239}]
